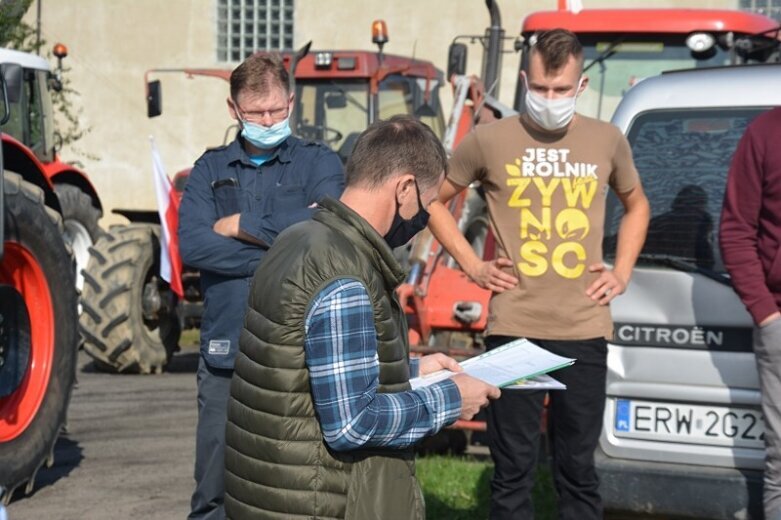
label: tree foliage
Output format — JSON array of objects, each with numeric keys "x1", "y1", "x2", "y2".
[{"x1": 0, "y1": 0, "x2": 36, "y2": 51}]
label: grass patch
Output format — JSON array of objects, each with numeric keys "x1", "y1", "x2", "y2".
[
  {"x1": 179, "y1": 328, "x2": 200, "y2": 347},
  {"x1": 417, "y1": 455, "x2": 556, "y2": 519}
]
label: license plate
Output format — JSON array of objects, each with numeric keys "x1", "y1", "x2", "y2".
[{"x1": 613, "y1": 399, "x2": 765, "y2": 449}]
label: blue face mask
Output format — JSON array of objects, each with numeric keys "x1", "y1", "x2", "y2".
[{"x1": 241, "y1": 117, "x2": 292, "y2": 149}]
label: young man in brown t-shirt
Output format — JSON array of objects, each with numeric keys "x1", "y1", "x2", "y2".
[{"x1": 428, "y1": 30, "x2": 650, "y2": 519}]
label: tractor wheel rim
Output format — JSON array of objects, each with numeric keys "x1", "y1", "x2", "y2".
[
  {"x1": 63, "y1": 219, "x2": 92, "y2": 293},
  {"x1": 0, "y1": 242, "x2": 55, "y2": 442}
]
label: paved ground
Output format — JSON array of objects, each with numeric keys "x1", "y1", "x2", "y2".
[
  {"x1": 7, "y1": 346, "x2": 201, "y2": 520},
  {"x1": 6, "y1": 345, "x2": 658, "y2": 520}
]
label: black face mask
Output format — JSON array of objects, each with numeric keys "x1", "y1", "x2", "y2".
[{"x1": 384, "y1": 180, "x2": 430, "y2": 249}]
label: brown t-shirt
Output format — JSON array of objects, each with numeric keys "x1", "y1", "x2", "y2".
[{"x1": 448, "y1": 114, "x2": 639, "y2": 340}]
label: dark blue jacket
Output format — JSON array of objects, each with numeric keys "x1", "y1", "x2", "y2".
[{"x1": 178, "y1": 135, "x2": 344, "y2": 369}]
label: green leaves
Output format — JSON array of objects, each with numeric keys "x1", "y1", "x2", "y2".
[{"x1": 0, "y1": 0, "x2": 36, "y2": 51}]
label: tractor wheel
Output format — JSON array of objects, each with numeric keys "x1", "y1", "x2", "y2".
[
  {"x1": 0, "y1": 172, "x2": 78, "y2": 503},
  {"x1": 54, "y1": 184, "x2": 104, "y2": 294},
  {"x1": 79, "y1": 224, "x2": 180, "y2": 374}
]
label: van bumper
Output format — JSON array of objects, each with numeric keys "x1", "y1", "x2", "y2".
[{"x1": 596, "y1": 446, "x2": 764, "y2": 519}]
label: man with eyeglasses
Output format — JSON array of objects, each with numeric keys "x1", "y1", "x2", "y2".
[{"x1": 178, "y1": 53, "x2": 344, "y2": 520}]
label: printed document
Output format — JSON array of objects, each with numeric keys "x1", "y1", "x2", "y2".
[
  {"x1": 409, "y1": 338, "x2": 574, "y2": 390},
  {"x1": 505, "y1": 373, "x2": 566, "y2": 391}
]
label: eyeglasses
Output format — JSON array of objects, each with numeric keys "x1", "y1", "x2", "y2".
[{"x1": 233, "y1": 102, "x2": 290, "y2": 124}]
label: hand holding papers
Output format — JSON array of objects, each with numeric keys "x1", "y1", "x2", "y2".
[{"x1": 410, "y1": 339, "x2": 574, "y2": 390}]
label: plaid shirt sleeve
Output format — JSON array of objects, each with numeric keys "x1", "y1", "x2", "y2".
[{"x1": 304, "y1": 278, "x2": 462, "y2": 451}]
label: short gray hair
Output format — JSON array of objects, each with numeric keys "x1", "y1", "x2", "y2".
[{"x1": 345, "y1": 115, "x2": 447, "y2": 190}]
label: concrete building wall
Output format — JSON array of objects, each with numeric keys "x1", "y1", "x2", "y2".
[
  {"x1": 26, "y1": 0, "x2": 232, "y2": 225},
  {"x1": 26, "y1": 0, "x2": 740, "y2": 225}
]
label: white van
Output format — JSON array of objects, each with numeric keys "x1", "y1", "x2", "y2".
[{"x1": 597, "y1": 65, "x2": 781, "y2": 519}]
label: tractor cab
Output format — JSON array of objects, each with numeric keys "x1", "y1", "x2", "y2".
[
  {"x1": 0, "y1": 45, "x2": 102, "y2": 297},
  {"x1": 146, "y1": 22, "x2": 446, "y2": 163},
  {"x1": 0, "y1": 46, "x2": 67, "y2": 164},
  {"x1": 515, "y1": 9, "x2": 781, "y2": 121},
  {"x1": 289, "y1": 51, "x2": 445, "y2": 162}
]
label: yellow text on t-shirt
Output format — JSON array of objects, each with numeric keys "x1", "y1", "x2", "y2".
[{"x1": 505, "y1": 147, "x2": 599, "y2": 279}]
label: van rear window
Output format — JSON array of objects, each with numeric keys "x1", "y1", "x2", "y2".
[{"x1": 603, "y1": 108, "x2": 770, "y2": 273}]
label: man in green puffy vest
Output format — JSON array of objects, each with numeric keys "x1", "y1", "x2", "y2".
[{"x1": 224, "y1": 115, "x2": 501, "y2": 519}]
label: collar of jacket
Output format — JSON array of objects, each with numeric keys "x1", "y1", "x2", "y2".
[
  {"x1": 226, "y1": 135, "x2": 294, "y2": 167},
  {"x1": 316, "y1": 196, "x2": 407, "y2": 289}
]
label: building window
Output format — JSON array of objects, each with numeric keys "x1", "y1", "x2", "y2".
[
  {"x1": 740, "y1": 0, "x2": 781, "y2": 21},
  {"x1": 217, "y1": 0, "x2": 294, "y2": 62}
]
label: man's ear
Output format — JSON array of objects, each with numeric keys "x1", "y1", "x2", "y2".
[
  {"x1": 227, "y1": 98, "x2": 239, "y2": 121},
  {"x1": 578, "y1": 75, "x2": 589, "y2": 95},
  {"x1": 395, "y1": 174, "x2": 415, "y2": 201}
]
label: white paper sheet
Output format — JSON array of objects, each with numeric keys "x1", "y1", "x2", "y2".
[{"x1": 409, "y1": 338, "x2": 575, "y2": 390}]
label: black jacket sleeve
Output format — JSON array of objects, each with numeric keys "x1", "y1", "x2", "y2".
[
  {"x1": 238, "y1": 148, "x2": 345, "y2": 245},
  {"x1": 178, "y1": 158, "x2": 264, "y2": 277}
]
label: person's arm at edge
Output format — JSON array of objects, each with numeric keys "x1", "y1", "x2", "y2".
[
  {"x1": 428, "y1": 179, "x2": 518, "y2": 292},
  {"x1": 587, "y1": 130, "x2": 650, "y2": 305},
  {"x1": 586, "y1": 183, "x2": 650, "y2": 305},
  {"x1": 719, "y1": 124, "x2": 780, "y2": 326}
]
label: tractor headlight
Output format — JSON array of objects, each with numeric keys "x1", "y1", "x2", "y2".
[{"x1": 314, "y1": 52, "x2": 333, "y2": 68}]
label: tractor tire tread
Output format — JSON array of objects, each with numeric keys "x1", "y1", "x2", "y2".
[
  {"x1": 78, "y1": 224, "x2": 180, "y2": 374},
  {"x1": 81, "y1": 270, "x2": 102, "y2": 294},
  {"x1": 1, "y1": 171, "x2": 78, "y2": 502},
  {"x1": 80, "y1": 299, "x2": 102, "y2": 325},
  {"x1": 87, "y1": 246, "x2": 108, "y2": 267},
  {"x1": 100, "y1": 312, "x2": 129, "y2": 338},
  {"x1": 79, "y1": 325, "x2": 108, "y2": 353}
]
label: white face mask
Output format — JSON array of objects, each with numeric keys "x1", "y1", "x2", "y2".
[{"x1": 524, "y1": 77, "x2": 584, "y2": 131}]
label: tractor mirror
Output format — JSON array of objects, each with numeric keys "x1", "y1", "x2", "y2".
[
  {"x1": 1, "y1": 63, "x2": 23, "y2": 104},
  {"x1": 49, "y1": 78, "x2": 63, "y2": 92},
  {"x1": 147, "y1": 79, "x2": 162, "y2": 118},
  {"x1": 325, "y1": 91, "x2": 347, "y2": 109},
  {"x1": 447, "y1": 43, "x2": 468, "y2": 78}
]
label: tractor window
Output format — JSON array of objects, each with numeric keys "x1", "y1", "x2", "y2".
[
  {"x1": 378, "y1": 79, "x2": 411, "y2": 120},
  {"x1": 379, "y1": 75, "x2": 446, "y2": 139},
  {"x1": 25, "y1": 69, "x2": 43, "y2": 153},
  {"x1": 603, "y1": 108, "x2": 770, "y2": 273},
  {"x1": 579, "y1": 37, "x2": 731, "y2": 121},
  {"x1": 37, "y1": 69, "x2": 55, "y2": 162},
  {"x1": 0, "y1": 67, "x2": 49, "y2": 160},
  {"x1": 0, "y1": 91, "x2": 24, "y2": 143},
  {"x1": 295, "y1": 80, "x2": 369, "y2": 159}
]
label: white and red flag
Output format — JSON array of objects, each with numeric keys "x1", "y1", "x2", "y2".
[
  {"x1": 150, "y1": 136, "x2": 184, "y2": 298},
  {"x1": 558, "y1": 0, "x2": 583, "y2": 13}
]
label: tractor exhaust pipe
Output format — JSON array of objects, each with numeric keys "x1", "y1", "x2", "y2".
[
  {"x1": 481, "y1": 0, "x2": 504, "y2": 98},
  {"x1": 288, "y1": 41, "x2": 312, "y2": 133}
]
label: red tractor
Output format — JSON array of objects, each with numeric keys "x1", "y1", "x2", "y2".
[
  {"x1": 514, "y1": 5, "x2": 781, "y2": 121},
  {"x1": 78, "y1": 25, "x2": 449, "y2": 374},
  {"x1": 0, "y1": 56, "x2": 79, "y2": 502},
  {"x1": 0, "y1": 45, "x2": 103, "y2": 295}
]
